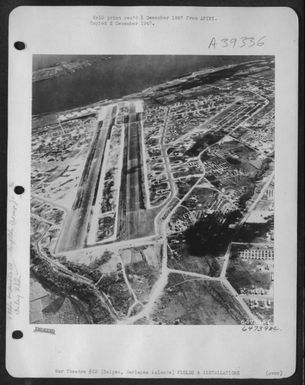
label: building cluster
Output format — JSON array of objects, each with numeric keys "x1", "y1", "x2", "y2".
[
  {"x1": 96, "y1": 213, "x2": 115, "y2": 242},
  {"x1": 182, "y1": 188, "x2": 218, "y2": 212},
  {"x1": 164, "y1": 94, "x2": 235, "y2": 144},
  {"x1": 200, "y1": 134, "x2": 272, "y2": 213},
  {"x1": 168, "y1": 186, "x2": 236, "y2": 234},
  {"x1": 207, "y1": 98, "x2": 265, "y2": 133},
  {"x1": 168, "y1": 207, "x2": 195, "y2": 233},
  {"x1": 142, "y1": 61, "x2": 274, "y2": 217},
  {"x1": 203, "y1": 152, "x2": 245, "y2": 179},
  {"x1": 228, "y1": 238, "x2": 274, "y2": 321},
  {"x1": 143, "y1": 104, "x2": 171, "y2": 206},
  {"x1": 30, "y1": 197, "x2": 66, "y2": 253},
  {"x1": 175, "y1": 176, "x2": 199, "y2": 199},
  {"x1": 171, "y1": 159, "x2": 203, "y2": 179},
  {"x1": 234, "y1": 110, "x2": 274, "y2": 156},
  {"x1": 32, "y1": 117, "x2": 96, "y2": 164},
  {"x1": 167, "y1": 142, "x2": 204, "y2": 180},
  {"x1": 239, "y1": 248, "x2": 274, "y2": 261},
  {"x1": 236, "y1": 72, "x2": 274, "y2": 99},
  {"x1": 264, "y1": 186, "x2": 274, "y2": 200},
  {"x1": 247, "y1": 298, "x2": 272, "y2": 310},
  {"x1": 31, "y1": 117, "x2": 96, "y2": 200},
  {"x1": 165, "y1": 98, "x2": 265, "y2": 188},
  {"x1": 240, "y1": 287, "x2": 269, "y2": 295}
]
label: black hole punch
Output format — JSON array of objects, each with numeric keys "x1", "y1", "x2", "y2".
[
  {"x1": 14, "y1": 185, "x2": 25, "y2": 195},
  {"x1": 14, "y1": 41, "x2": 26, "y2": 50},
  {"x1": 12, "y1": 330, "x2": 23, "y2": 339}
]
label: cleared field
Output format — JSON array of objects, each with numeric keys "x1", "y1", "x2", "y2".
[
  {"x1": 124, "y1": 210, "x2": 157, "y2": 239},
  {"x1": 122, "y1": 254, "x2": 161, "y2": 304},
  {"x1": 30, "y1": 282, "x2": 90, "y2": 324},
  {"x1": 182, "y1": 187, "x2": 219, "y2": 211},
  {"x1": 226, "y1": 246, "x2": 273, "y2": 294},
  {"x1": 151, "y1": 274, "x2": 249, "y2": 325},
  {"x1": 167, "y1": 238, "x2": 225, "y2": 277}
]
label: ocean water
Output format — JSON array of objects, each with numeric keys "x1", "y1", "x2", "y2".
[{"x1": 32, "y1": 55, "x2": 256, "y2": 116}]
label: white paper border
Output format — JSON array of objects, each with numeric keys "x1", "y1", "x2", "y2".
[{"x1": 7, "y1": 6, "x2": 298, "y2": 378}]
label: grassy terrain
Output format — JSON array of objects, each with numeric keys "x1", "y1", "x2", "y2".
[{"x1": 151, "y1": 274, "x2": 248, "y2": 325}]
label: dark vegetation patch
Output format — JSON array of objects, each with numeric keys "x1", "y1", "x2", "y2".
[
  {"x1": 234, "y1": 219, "x2": 274, "y2": 243},
  {"x1": 185, "y1": 130, "x2": 226, "y2": 157},
  {"x1": 184, "y1": 211, "x2": 241, "y2": 257},
  {"x1": 30, "y1": 245, "x2": 114, "y2": 323},
  {"x1": 225, "y1": 155, "x2": 242, "y2": 165}
]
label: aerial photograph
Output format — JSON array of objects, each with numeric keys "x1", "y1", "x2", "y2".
[{"x1": 30, "y1": 55, "x2": 275, "y2": 325}]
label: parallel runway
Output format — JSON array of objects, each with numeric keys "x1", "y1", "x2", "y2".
[
  {"x1": 126, "y1": 103, "x2": 145, "y2": 212},
  {"x1": 117, "y1": 101, "x2": 154, "y2": 240},
  {"x1": 56, "y1": 105, "x2": 116, "y2": 252}
]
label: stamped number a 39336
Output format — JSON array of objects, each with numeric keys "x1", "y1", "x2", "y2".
[{"x1": 208, "y1": 36, "x2": 266, "y2": 49}]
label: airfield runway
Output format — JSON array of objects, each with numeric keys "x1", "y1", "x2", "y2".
[
  {"x1": 56, "y1": 105, "x2": 116, "y2": 252},
  {"x1": 117, "y1": 101, "x2": 157, "y2": 240}
]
